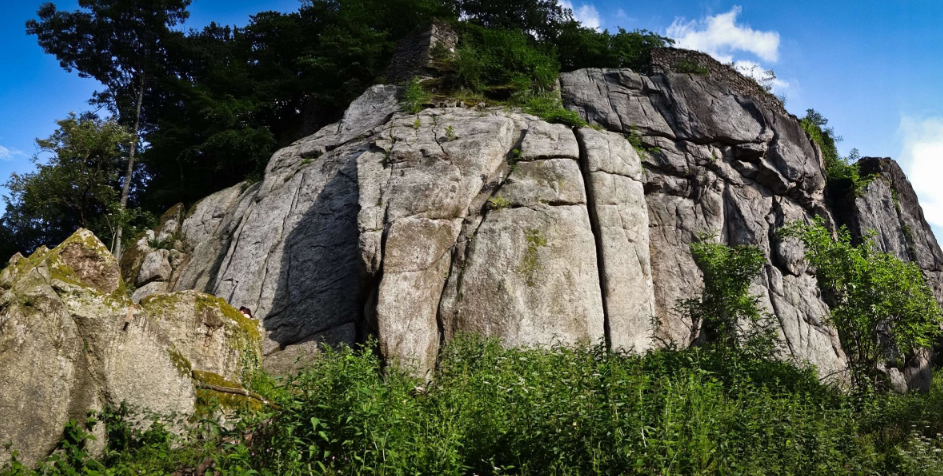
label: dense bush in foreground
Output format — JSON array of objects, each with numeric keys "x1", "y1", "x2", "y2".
[{"x1": 7, "y1": 338, "x2": 943, "y2": 475}]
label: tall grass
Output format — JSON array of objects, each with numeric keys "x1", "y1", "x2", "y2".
[{"x1": 7, "y1": 337, "x2": 943, "y2": 475}]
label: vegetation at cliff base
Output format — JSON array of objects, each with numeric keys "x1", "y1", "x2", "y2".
[
  {"x1": 7, "y1": 337, "x2": 943, "y2": 475},
  {"x1": 782, "y1": 218, "x2": 943, "y2": 392}
]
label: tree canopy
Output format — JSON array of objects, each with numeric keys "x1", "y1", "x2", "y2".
[{"x1": 12, "y1": 0, "x2": 673, "y2": 254}]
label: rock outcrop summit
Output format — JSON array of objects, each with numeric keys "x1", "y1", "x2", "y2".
[{"x1": 117, "y1": 50, "x2": 943, "y2": 388}]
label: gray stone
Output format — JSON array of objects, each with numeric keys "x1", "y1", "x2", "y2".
[
  {"x1": 131, "y1": 281, "x2": 168, "y2": 303},
  {"x1": 0, "y1": 230, "x2": 261, "y2": 468},
  {"x1": 579, "y1": 128, "x2": 656, "y2": 352},
  {"x1": 441, "y1": 205, "x2": 605, "y2": 349},
  {"x1": 136, "y1": 249, "x2": 172, "y2": 286}
]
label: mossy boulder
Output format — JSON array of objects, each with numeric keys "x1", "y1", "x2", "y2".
[
  {"x1": 0, "y1": 230, "x2": 261, "y2": 469},
  {"x1": 141, "y1": 290, "x2": 263, "y2": 384}
]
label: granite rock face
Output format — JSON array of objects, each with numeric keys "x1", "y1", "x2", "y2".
[
  {"x1": 0, "y1": 230, "x2": 262, "y2": 468},
  {"x1": 561, "y1": 67, "x2": 847, "y2": 380},
  {"x1": 120, "y1": 61, "x2": 942, "y2": 391},
  {"x1": 131, "y1": 87, "x2": 654, "y2": 377}
]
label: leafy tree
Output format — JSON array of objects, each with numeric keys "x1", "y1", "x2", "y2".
[
  {"x1": 449, "y1": 0, "x2": 571, "y2": 39},
  {"x1": 2, "y1": 114, "x2": 135, "y2": 254},
  {"x1": 554, "y1": 24, "x2": 673, "y2": 74},
  {"x1": 781, "y1": 218, "x2": 943, "y2": 391},
  {"x1": 674, "y1": 237, "x2": 779, "y2": 358},
  {"x1": 27, "y1": 0, "x2": 192, "y2": 259}
]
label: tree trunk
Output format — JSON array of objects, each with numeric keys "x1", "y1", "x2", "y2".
[{"x1": 113, "y1": 75, "x2": 145, "y2": 260}]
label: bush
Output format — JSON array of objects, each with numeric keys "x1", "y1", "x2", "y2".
[
  {"x1": 781, "y1": 218, "x2": 943, "y2": 392},
  {"x1": 10, "y1": 337, "x2": 943, "y2": 474},
  {"x1": 675, "y1": 238, "x2": 779, "y2": 358},
  {"x1": 401, "y1": 76, "x2": 429, "y2": 114},
  {"x1": 800, "y1": 109, "x2": 872, "y2": 195},
  {"x1": 452, "y1": 24, "x2": 559, "y2": 96},
  {"x1": 520, "y1": 94, "x2": 587, "y2": 128}
]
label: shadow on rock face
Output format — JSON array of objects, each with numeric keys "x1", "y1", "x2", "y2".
[{"x1": 262, "y1": 146, "x2": 364, "y2": 373}]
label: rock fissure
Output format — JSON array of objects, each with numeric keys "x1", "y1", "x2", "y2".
[{"x1": 575, "y1": 128, "x2": 613, "y2": 349}]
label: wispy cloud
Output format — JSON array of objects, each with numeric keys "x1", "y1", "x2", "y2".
[
  {"x1": 0, "y1": 146, "x2": 25, "y2": 161},
  {"x1": 898, "y1": 116, "x2": 943, "y2": 231},
  {"x1": 615, "y1": 8, "x2": 635, "y2": 23},
  {"x1": 667, "y1": 6, "x2": 780, "y2": 63},
  {"x1": 733, "y1": 60, "x2": 790, "y2": 94},
  {"x1": 665, "y1": 7, "x2": 791, "y2": 96},
  {"x1": 560, "y1": 0, "x2": 602, "y2": 30}
]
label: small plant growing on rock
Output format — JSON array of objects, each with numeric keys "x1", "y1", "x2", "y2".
[
  {"x1": 413, "y1": 117, "x2": 422, "y2": 130},
  {"x1": 401, "y1": 77, "x2": 428, "y2": 114},
  {"x1": 626, "y1": 127, "x2": 660, "y2": 159},
  {"x1": 487, "y1": 196, "x2": 510, "y2": 210},
  {"x1": 674, "y1": 60, "x2": 709, "y2": 75},
  {"x1": 445, "y1": 125, "x2": 458, "y2": 141}
]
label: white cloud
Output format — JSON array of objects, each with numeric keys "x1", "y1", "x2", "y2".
[
  {"x1": 667, "y1": 6, "x2": 780, "y2": 63},
  {"x1": 0, "y1": 146, "x2": 25, "y2": 161},
  {"x1": 560, "y1": 1, "x2": 601, "y2": 30},
  {"x1": 898, "y1": 116, "x2": 943, "y2": 230},
  {"x1": 733, "y1": 60, "x2": 790, "y2": 94}
]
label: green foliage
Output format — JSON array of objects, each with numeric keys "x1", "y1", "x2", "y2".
[
  {"x1": 554, "y1": 24, "x2": 673, "y2": 74},
  {"x1": 486, "y1": 196, "x2": 510, "y2": 210},
  {"x1": 521, "y1": 94, "x2": 587, "y2": 128},
  {"x1": 444, "y1": 125, "x2": 459, "y2": 141},
  {"x1": 625, "y1": 127, "x2": 660, "y2": 158},
  {"x1": 0, "y1": 113, "x2": 150, "y2": 255},
  {"x1": 401, "y1": 77, "x2": 429, "y2": 114},
  {"x1": 451, "y1": 23, "x2": 559, "y2": 95},
  {"x1": 675, "y1": 238, "x2": 779, "y2": 358},
  {"x1": 11, "y1": 339, "x2": 943, "y2": 474},
  {"x1": 781, "y1": 218, "x2": 943, "y2": 391},
  {"x1": 800, "y1": 109, "x2": 872, "y2": 195}
]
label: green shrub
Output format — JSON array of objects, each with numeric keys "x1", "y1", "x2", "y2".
[
  {"x1": 521, "y1": 94, "x2": 587, "y2": 128},
  {"x1": 800, "y1": 109, "x2": 872, "y2": 195},
  {"x1": 675, "y1": 238, "x2": 779, "y2": 358},
  {"x1": 674, "y1": 60, "x2": 710, "y2": 75},
  {"x1": 452, "y1": 24, "x2": 559, "y2": 96},
  {"x1": 781, "y1": 218, "x2": 943, "y2": 392},
  {"x1": 401, "y1": 76, "x2": 429, "y2": 114},
  {"x1": 9, "y1": 338, "x2": 943, "y2": 475}
]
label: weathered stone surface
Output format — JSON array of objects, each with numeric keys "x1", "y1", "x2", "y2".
[
  {"x1": 441, "y1": 205, "x2": 605, "y2": 349},
  {"x1": 579, "y1": 128, "x2": 655, "y2": 352},
  {"x1": 136, "y1": 249, "x2": 172, "y2": 286},
  {"x1": 0, "y1": 230, "x2": 261, "y2": 468},
  {"x1": 495, "y1": 159, "x2": 586, "y2": 207},
  {"x1": 131, "y1": 281, "x2": 168, "y2": 303},
  {"x1": 142, "y1": 64, "x2": 938, "y2": 394},
  {"x1": 562, "y1": 67, "x2": 847, "y2": 381}
]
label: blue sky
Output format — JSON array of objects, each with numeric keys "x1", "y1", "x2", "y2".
[{"x1": 2, "y1": 0, "x2": 943, "y2": 236}]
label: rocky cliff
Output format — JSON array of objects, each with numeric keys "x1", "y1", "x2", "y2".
[{"x1": 117, "y1": 53, "x2": 943, "y2": 387}]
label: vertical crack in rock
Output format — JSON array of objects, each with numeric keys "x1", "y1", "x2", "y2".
[{"x1": 575, "y1": 128, "x2": 613, "y2": 348}]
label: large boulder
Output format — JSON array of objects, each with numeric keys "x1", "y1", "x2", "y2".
[{"x1": 0, "y1": 230, "x2": 262, "y2": 468}]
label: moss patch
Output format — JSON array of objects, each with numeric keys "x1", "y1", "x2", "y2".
[
  {"x1": 192, "y1": 370, "x2": 262, "y2": 414},
  {"x1": 194, "y1": 294, "x2": 262, "y2": 343},
  {"x1": 168, "y1": 349, "x2": 193, "y2": 377},
  {"x1": 519, "y1": 228, "x2": 548, "y2": 287}
]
